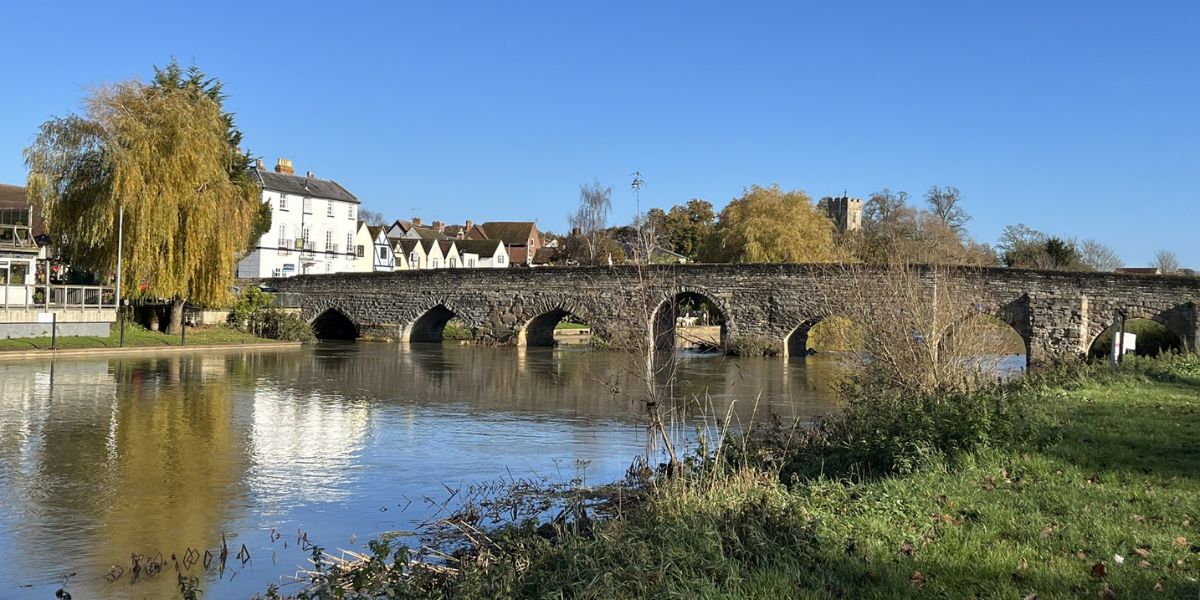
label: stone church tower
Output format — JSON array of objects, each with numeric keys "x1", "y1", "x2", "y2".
[{"x1": 821, "y1": 194, "x2": 863, "y2": 233}]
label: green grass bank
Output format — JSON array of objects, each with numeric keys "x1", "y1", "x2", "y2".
[
  {"x1": 0, "y1": 324, "x2": 277, "y2": 352},
  {"x1": 277, "y1": 356, "x2": 1200, "y2": 599}
]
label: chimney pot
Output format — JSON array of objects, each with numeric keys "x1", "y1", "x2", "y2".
[
  {"x1": 412, "y1": 216, "x2": 422, "y2": 226},
  {"x1": 306, "y1": 170, "x2": 314, "y2": 178},
  {"x1": 255, "y1": 159, "x2": 265, "y2": 170},
  {"x1": 275, "y1": 158, "x2": 295, "y2": 175}
]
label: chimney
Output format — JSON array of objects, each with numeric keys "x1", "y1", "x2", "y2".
[
  {"x1": 432, "y1": 220, "x2": 444, "y2": 232},
  {"x1": 412, "y1": 216, "x2": 422, "y2": 226},
  {"x1": 275, "y1": 158, "x2": 295, "y2": 175},
  {"x1": 306, "y1": 170, "x2": 314, "y2": 178},
  {"x1": 465, "y1": 219, "x2": 473, "y2": 231},
  {"x1": 255, "y1": 159, "x2": 265, "y2": 171}
]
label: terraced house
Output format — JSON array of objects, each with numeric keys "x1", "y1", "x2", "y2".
[{"x1": 237, "y1": 159, "x2": 361, "y2": 278}]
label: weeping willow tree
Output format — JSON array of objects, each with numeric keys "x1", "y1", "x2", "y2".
[{"x1": 25, "y1": 63, "x2": 261, "y2": 333}]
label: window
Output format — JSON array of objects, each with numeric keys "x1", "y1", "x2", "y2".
[
  {"x1": 379, "y1": 246, "x2": 389, "y2": 260},
  {"x1": 348, "y1": 205, "x2": 355, "y2": 220},
  {"x1": 325, "y1": 230, "x2": 334, "y2": 252},
  {"x1": 303, "y1": 197, "x2": 312, "y2": 214},
  {"x1": 409, "y1": 252, "x2": 417, "y2": 267},
  {"x1": 279, "y1": 195, "x2": 288, "y2": 211},
  {"x1": 467, "y1": 258, "x2": 476, "y2": 268},
  {"x1": 301, "y1": 226, "x2": 310, "y2": 243},
  {"x1": 346, "y1": 233, "x2": 353, "y2": 253},
  {"x1": 431, "y1": 258, "x2": 440, "y2": 269},
  {"x1": 357, "y1": 244, "x2": 365, "y2": 257},
  {"x1": 498, "y1": 254, "x2": 506, "y2": 265},
  {"x1": 278, "y1": 224, "x2": 287, "y2": 247},
  {"x1": 449, "y1": 258, "x2": 457, "y2": 268},
  {"x1": 327, "y1": 201, "x2": 334, "y2": 217}
]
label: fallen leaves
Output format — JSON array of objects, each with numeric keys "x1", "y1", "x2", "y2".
[
  {"x1": 1091, "y1": 562, "x2": 1108, "y2": 579},
  {"x1": 909, "y1": 570, "x2": 926, "y2": 589},
  {"x1": 1173, "y1": 536, "x2": 1188, "y2": 547}
]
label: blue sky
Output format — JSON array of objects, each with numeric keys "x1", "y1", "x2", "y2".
[{"x1": 1, "y1": 1, "x2": 1196, "y2": 267}]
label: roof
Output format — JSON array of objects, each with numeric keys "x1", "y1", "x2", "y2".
[
  {"x1": 455, "y1": 239, "x2": 505, "y2": 255},
  {"x1": 0, "y1": 183, "x2": 44, "y2": 236},
  {"x1": 532, "y1": 247, "x2": 560, "y2": 264},
  {"x1": 437, "y1": 239, "x2": 457, "y2": 254},
  {"x1": 396, "y1": 239, "x2": 423, "y2": 254},
  {"x1": 388, "y1": 220, "x2": 414, "y2": 237},
  {"x1": 418, "y1": 239, "x2": 439, "y2": 254},
  {"x1": 479, "y1": 221, "x2": 536, "y2": 245},
  {"x1": 251, "y1": 169, "x2": 359, "y2": 204},
  {"x1": 366, "y1": 224, "x2": 387, "y2": 240},
  {"x1": 410, "y1": 226, "x2": 447, "y2": 240}
]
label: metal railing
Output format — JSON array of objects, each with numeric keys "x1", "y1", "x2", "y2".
[
  {"x1": 0, "y1": 224, "x2": 38, "y2": 252},
  {"x1": 1, "y1": 284, "x2": 117, "y2": 310}
]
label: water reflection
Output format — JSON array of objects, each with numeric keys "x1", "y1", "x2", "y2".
[{"x1": 0, "y1": 344, "x2": 845, "y2": 599}]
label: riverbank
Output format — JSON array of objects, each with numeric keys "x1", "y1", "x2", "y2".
[
  {"x1": 288, "y1": 356, "x2": 1200, "y2": 599},
  {"x1": 0, "y1": 325, "x2": 298, "y2": 358}
]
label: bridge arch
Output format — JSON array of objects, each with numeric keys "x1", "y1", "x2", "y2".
[
  {"x1": 1085, "y1": 301, "x2": 1194, "y2": 357},
  {"x1": 784, "y1": 314, "x2": 862, "y2": 359},
  {"x1": 405, "y1": 301, "x2": 475, "y2": 343},
  {"x1": 311, "y1": 307, "x2": 359, "y2": 341},
  {"x1": 651, "y1": 287, "x2": 729, "y2": 353},
  {"x1": 518, "y1": 299, "x2": 593, "y2": 348}
]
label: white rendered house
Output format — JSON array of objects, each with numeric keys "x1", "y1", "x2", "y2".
[
  {"x1": 237, "y1": 159, "x2": 361, "y2": 278},
  {"x1": 455, "y1": 239, "x2": 509, "y2": 268}
]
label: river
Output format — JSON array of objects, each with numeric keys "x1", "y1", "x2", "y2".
[{"x1": 0, "y1": 342, "x2": 867, "y2": 599}]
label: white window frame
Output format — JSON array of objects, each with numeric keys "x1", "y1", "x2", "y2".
[
  {"x1": 278, "y1": 194, "x2": 288, "y2": 211},
  {"x1": 348, "y1": 205, "x2": 355, "y2": 220},
  {"x1": 303, "y1": 197, "x2": 313, "y2": 214},
  {"x1": 327, "y1": 201, "x2": 334, "y2": 217},
  {"x1": 325, "y1": 230, "x2": 334, "y2": 252}
]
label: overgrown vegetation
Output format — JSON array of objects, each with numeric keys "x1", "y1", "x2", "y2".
[
  {"x1": 228, "y1": 287, "x2": 315, "y2": 342},
  {"x1": 255, "y1": 355, "x2": 1200, "y2": 599}
]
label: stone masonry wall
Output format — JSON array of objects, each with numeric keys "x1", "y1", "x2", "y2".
[{"x1": 260, "y1": 264, "x2": 1200, "y2": 365}]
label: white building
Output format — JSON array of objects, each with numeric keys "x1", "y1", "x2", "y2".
[
  {"x1": 237, "y1": 159, "x2": 361, "y2": 278},
  {"x1": 455, "y1": 239, "x2": 509, "y2": 268}
]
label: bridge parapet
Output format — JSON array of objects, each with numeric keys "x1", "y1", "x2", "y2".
[{"x1": 257, "y1": 264, "x2": 1200, "y2": 365}]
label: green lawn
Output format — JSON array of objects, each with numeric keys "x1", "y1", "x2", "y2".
[
  {"x1": 0, "y1": 324, "x2": 278, "y2": 351},
  {"x1": 555, "y1": 321, "x2": 589, "y2": 330}
]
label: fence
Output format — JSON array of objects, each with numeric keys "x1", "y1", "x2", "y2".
[{"x1": 1, "y1": 284, "x2": 117, "y2": 310}]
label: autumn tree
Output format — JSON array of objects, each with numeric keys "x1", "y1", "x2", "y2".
[
  {"x1": 705, "y1": 185, "x2": 838, "y2": 263},
  {"x1": 25, "y1": 62, "x2": 261, "y2": 333},
  {"x1": 847, "y1": 188, "x2": 994, "y2": 266}
]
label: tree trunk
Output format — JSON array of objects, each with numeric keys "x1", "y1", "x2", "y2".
[{"x1": 167, "y1": 298, "x2": 186, "y2": 335}]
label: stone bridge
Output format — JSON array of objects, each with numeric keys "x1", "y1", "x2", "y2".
[{"x1": 261, "y1": 264, "x2": 1200, "y2": 366}]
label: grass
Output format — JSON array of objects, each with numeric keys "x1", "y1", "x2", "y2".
[
  {"x1": 0, "y1": 323, "x2": 278, "y2": 351},
  {"x1": 555, "y1": 321, "x2": 590, "y2": 330},
  {"x1": 288, "y1": 357, "x2": 1200, "y2": 599}
]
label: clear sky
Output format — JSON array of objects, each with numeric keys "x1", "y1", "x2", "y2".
[{"x1": 1, "y1": 1, "x2": 1196, "y2": 267}]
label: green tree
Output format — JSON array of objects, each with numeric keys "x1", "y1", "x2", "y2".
[
  {"x1": 706, "y1": 185, "x2": 838, "y2": 263},
  {"x1": 25, "y1": 62, "x2": 261, "y2": 333},
  {"x1": 652, "y1": 199, "x2": 714, "y2": 261}
]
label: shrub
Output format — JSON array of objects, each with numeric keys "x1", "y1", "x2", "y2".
[
  {"x1": 247, "y1": 308, "x2": 315, "y2": 342},
  {"x1": 727, "y1": 335, "x2": 779, "y2": 357},
  {"x1": 227, "y1": 287, "x2": 274, "y2": 329},
  {"x1": 730, "y1": 378, "x2": 1044, "y2": 482}
]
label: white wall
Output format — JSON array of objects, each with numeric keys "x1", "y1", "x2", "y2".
[{"x1": 237, "y1": 189, "x2": 361, "y2": 278}]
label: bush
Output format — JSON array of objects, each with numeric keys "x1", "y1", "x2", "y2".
[
  {"x1": 247, "y1": 308, "x2": 315, "y2": 342},
  {"x1": 227, "y1": 287, "x2": 274, "y2": 329},
  {"x1": 730, "y1": 379, "x2": 1044, "y2": 482},
  {"x1": 727, "y1": 335, "x2": 779, "y2": 357}
]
